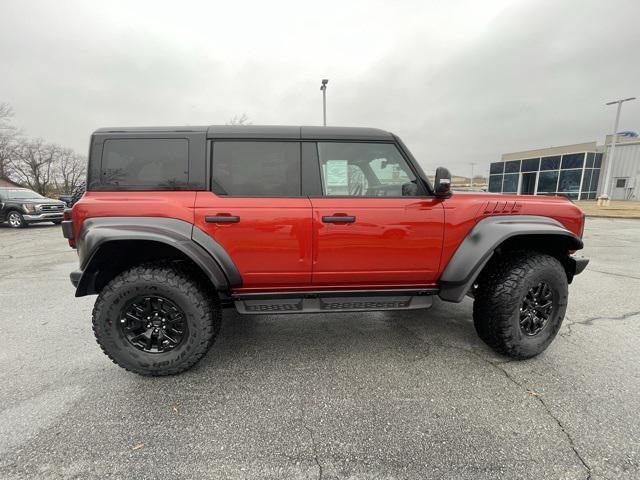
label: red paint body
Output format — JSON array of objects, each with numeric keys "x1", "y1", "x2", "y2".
[{"x1": 72, "y1": 191, "x2": 585, "y2": 292}]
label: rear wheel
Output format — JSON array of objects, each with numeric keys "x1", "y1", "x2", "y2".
[
  {"x1": 473, "y1": 251, "x2": 568, "y2": 359},
  {"x1": 7, "y1": 211, "x2": 26, "y2": 228},
  {"x1": 92, "y1": 262, "x2": 221, "y2": 375}
]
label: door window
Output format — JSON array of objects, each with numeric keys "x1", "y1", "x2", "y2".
[
  {"x1": 212, "y1": 141, "x2": 301, "y2": 196},
  {"x1": 317, "y1": 142, "x2": 421, "y2": 197}
]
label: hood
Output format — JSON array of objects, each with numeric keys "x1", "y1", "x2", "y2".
[{"x1": 9, "y1": 196, "x2": 65, "y2": 205}]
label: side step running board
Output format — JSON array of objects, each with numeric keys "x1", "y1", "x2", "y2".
[{"x1": 233, "y1": 289, "x2": 437, "y2": 315}]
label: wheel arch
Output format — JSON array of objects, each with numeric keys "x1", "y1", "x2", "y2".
[
  {"x1": 438, "y1": 215, "x2": 584, "y2": 303},
  {"x1": 73, "y1": 217, "x2": 241, "y2": 297}
]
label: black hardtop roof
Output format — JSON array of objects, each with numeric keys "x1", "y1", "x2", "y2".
[{"x1": 93, "y1": 125, "x2": 395, "y2": 141}]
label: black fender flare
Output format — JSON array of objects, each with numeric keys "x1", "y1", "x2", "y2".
[
  {"x1": 438, "y1": 215, "x2": 583, "y2": 303},
  {"x1": 73, "y1": 217, "x2": 242, "y2": 296}
]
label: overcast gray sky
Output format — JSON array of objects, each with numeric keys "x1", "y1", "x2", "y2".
[{"x1": 1, "y1": 0, "x2": 639, "y2": 177}]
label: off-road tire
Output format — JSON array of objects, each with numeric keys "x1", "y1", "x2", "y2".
[
  {"x1": 7, "y1": 210, "x2": 26, "y2": 228},
  {"x1": 473, "y1": 251, "x2": 568, "y2": 359},
  {"x1": 92, "y1": 262, "x2": 221, "y2": 376},
  {"x1": 69, "y1": 181, "x2": 86, "y2": 207}
]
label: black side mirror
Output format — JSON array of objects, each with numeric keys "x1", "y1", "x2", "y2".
[{"x1": 434, "y1": 167, "x2": 452, "y2": 198}]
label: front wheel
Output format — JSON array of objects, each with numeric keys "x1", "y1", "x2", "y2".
[
  {"x1": 92, "y1": 262, "x2": 221, "y2": 376},
  {"x1": 7, "y1": 211, "x2": 26, "y2": 228},
  {"x1": 473, "y1": 251, "x2": 568, "y2": 359}
]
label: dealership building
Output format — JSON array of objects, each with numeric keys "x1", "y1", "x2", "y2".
[{"x1": 489, "y1": 134, "x2": 640, "y2": 200}]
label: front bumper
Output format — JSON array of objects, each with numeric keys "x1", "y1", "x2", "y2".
[
  {"x1": 23, "y1": 212, "x2": 64, "y2": 223},
  {"x1": 572, "y1": 255, "x2": 589, "y2": 275},
  {"x1": 70, "y1": 271, "x2": 82, "y2": 288}
]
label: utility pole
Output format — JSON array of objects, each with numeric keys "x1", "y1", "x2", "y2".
[
  {"x1": 320, "y1": 79, "x2": 329, "y2": 126},
  {"x1": 599, "y1": 97, "x2": 636, "y2": 205}
]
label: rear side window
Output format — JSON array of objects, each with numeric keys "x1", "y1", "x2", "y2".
[
  {"x1": 100, "y1": 139, "x2": 189, "y2": 189},
  {"x1": 212, "y1": 142, "x2": 301, "y2": 196}
]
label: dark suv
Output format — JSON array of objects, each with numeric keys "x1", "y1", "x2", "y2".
[
  {"x1": 63, "y1": 125, "x2": 588, "y2": 376},
  {"x1": 0, "y1": 187, "x2": 66, "y2": 228}
]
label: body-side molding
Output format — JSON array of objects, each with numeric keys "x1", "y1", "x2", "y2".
[
  {"x1": 73, "y1": 217, "x2": 241, "y2": 296},
  {"x1": 438, "y1": 215, "x2": 583, "y2": 303}
]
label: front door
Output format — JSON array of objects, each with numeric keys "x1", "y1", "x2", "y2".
[
  {"x1": 194, "y1": 141, "x2": 312, "y2": 289},
  {"x1": 612, "y1": 177, "x2": 628, "y2": 200},
  {"x1": 310, "y1": 142, "x2": 444, "y2": 287}
]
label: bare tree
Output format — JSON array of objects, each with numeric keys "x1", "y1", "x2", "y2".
[
  {"x1": 226, "y1": 113, "x2": 251, "y2": 126},
  {"x1": 54, "y1": 148, "x2": 86, "y2": 194},
  {"x1": 7, "y1": 138, "x2": 58, "y2": 195},
  {"x1": 0, "y1": 102, "x2": 18, "y2": 179}
]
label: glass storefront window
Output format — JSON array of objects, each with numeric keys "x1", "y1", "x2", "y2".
[
  {"x1": 502, "y1": 173, "x2": 518, "y2": 192},
  {"x1": 585, "y1": 152, "x2": 595, "y2": 168},
  {"x1": 489, "y1": 175, "x2": 503, "y2": 192},
  {"x1": 537, "y1": 171, "x2": 559, "y2": 193},
  {"x1": 558, "y1": 170, "x2": 582, "y2": 192},
  {"x1": 490, "y1": 162, "x2": 504, "y2": 174},
  {"x1": 505, "y1": 161, "x2": 520, "y2": 173},
  {"x1": 594, "y1": 153, "x2": 603, "y2": 168},
  {"x1": 590, "y1": 168, "x2": 601, "y2": 191},
  {"x1": 540, "y1": 156, "x2": 560, "y2": 170},
  {"x1": 561, "y1": 153, "x2": 584, "y2": 170},
  {"x1": 521, "y1": 158, "x2": 540, "y2": 172},
  {"x1": 581, "y1": 169, "x2": 593, "y2": 192}
]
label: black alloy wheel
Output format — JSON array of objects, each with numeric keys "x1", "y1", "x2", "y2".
[
  {"x1": 519, "y1": 282, "x2": 554, "y2": 336},
  {"x1": 119, "y1": 295, "x2": 187, "y2": 353}
]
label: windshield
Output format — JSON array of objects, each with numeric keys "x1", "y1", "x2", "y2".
[{"x1": 2, "y1": 189, "x2": 44, "y2": 199}]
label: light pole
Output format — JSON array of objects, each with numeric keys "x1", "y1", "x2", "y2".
[
  {"x1": 320, "y1": 79, "x2": 328, "y2": 126},
  {"x1": 599, "y1": 96, "x2": 636, "y2": 205},
  {"x1": 470, "y1": 162, "x2": 476, "y2": 188}
]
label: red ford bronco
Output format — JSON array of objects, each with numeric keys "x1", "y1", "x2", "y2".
[{"x1": 62, "y1": 126, "x2": 588, "y2": 376}]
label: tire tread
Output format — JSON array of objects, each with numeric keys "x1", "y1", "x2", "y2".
[
  {"x1": 92, "y1": 261, "x2": 220, "y2": 376},
  {"x1": 473, "y1": 251, "x2": 567, "y2": 359}
]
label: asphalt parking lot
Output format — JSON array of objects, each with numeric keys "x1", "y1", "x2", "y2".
[{"x1": 0, "y1": 218, "x2": 639, "y2": 479}]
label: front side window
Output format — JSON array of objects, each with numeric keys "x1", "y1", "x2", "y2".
[
  {"x1": 317, "y1": 142, "x2": 420, "y2": 197},
  {"x1": 100, "y1": 139, "x2": 189, "y2": 189},
  {"x1": 212, "y1": 141, "x2": 301, "y2": 196}
]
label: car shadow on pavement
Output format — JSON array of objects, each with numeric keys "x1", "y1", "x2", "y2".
[
  {"x1": 0, "y1": 222, "x2": 61, "y2": 229},
  {"x1": 192, "y1": 297, "x2": 492, "y2": 375}
]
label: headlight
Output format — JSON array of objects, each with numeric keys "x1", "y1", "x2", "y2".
[{"x1": 22, "y1": 204, "x2": 36, "y2": 213}]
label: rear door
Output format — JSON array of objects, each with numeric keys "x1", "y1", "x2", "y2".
[
  {"x1": 194, "y1": 141, "x2": 312, "y2": 289},
  {"x1": 309, "y1": 141, "x2": 444, "y2": 286}
]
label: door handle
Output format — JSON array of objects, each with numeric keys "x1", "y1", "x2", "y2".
[
  {"x1": 322, "y1": 215, "x2": 355, "y2": 223},
  {"x1": 205, "y1": 215, "x2": 240, "y2": 224}
]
